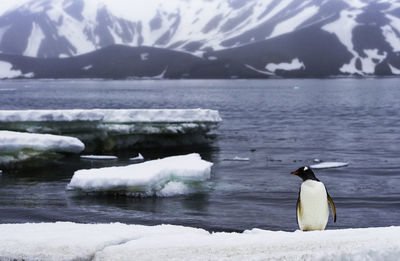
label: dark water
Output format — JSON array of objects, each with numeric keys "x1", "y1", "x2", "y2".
[{"x1": 0, "y1": 79, "x2": 400, "y2": 232}]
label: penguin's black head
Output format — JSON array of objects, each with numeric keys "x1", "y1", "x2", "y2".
[{"x1": 291, "y1": 166, "x2": 319, "y2": 181}]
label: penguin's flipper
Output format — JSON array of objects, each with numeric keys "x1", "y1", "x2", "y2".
[
  {"x1": 296, "y1": 193, "x2": 301, "y2": 225},
  {"x1": 327, "y1": 193, "x2": 336, "y2": 222}
]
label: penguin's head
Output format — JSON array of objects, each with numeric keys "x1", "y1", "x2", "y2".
[{"x1": 291, "y1": 166, "x2": 319, "y2": 181}]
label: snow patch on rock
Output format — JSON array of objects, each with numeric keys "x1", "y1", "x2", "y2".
[
  {"x1": 266, "y1": 58, "x2": 305, "y2": 73},
  {"x1": 24, "y1": 22, "x2": 45, "y2": 57},
  {"x1": 269, "y1": 5, "x2": 319, "y2": 38},
  {"x1": 0, "y1": 61, "x2": 22, "y2": 79}
]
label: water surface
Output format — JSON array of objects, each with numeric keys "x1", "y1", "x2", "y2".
[{"x1": 0, "y1": 79, "x2": 399, "y2": 232}]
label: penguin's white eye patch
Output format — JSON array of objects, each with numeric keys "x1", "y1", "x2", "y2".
[{"x1": 304, "y1": 166, "x2": 308, "y2": 171}]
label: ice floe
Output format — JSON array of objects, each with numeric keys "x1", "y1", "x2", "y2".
[
  {"x1": 311, "y1": 162, "x2": 349, "y2": 169},
  {"x1": 0, "y1": 222, "x2": 399, "y2": 261},
  {"x1": 0, "y1": 109, "x2": 221, "y2": 152},
  {"x1": 0, "y1": 131, "x2": 84, "y2": 168},
  {"x1": 67, "y1": 153, "x2": 213, "y2": 196},
  {"x1": 0, "y1": 131, "x2": 84, "y2": 154},
  {"x1": 80, "y1": 155, "x2": 118, "y2": 160}
]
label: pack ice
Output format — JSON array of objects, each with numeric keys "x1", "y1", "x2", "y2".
[
  {"x1": 0, "y1": 109, "x2": 222, "y2": 152},
  {"x1": 0, "y1": 131, "x2": 84, "y2": 168},
  {"x1": 67, "y1": 153, "x2": 213, "y2": 197}
]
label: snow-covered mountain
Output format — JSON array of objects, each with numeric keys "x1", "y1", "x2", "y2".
[{"x1": 0, "y1": 0, "x2": 400, "y2": 78}]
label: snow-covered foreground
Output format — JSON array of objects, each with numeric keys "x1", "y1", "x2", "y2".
[
  {"x1": 0, "y1": 222, "x2": 399, "y2": 261},
  {"x1": 0, "y1": 131, "x2": 84, "y2": 167},
  {"x1": 67, "y1": 154, "x2": 212, "y2": 197},
  {"x1": 0, "y1": 109, "x2": 221, "y2": 152}
]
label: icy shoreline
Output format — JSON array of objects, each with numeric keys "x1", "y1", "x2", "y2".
[
  {"x1": 0, "y1": 222, "x2": 399, "y2": 261},
  {"x1": 0, "y1": 109, "x2": 222, "y2": 152}
]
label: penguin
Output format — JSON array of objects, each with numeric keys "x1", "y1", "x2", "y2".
[{"x1": 291, "y1": 166, "x2": 336, "y2": 231}]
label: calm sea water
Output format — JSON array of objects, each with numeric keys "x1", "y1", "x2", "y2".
[{"x1": 0, "y1": 79, "x2": 399, "y2": 232}]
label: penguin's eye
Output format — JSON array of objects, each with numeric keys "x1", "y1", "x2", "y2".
[{"x1": 303, "y1": 166, "x2": 308, "y2": 171}]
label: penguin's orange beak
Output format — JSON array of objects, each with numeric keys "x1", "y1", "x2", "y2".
[{"x1": 291, "y1": 171, "x2": 298, "y2": 175}]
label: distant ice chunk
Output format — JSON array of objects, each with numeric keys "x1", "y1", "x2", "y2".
[
  {"x1": 223, "y1": 156, "x2": 250, "y2": 161},
  {"x1": 67, "y1": 153, "x2": 213, "y2": 196},
  {"x1": 129, "y1": 153, "x2": 144, "y2": 161},
  {"x1": 0, "y1": 109, "x2": 221, "y2": 152},
  {"x1": 80, "y1": 155, "x2": 117, "y2": 160},
  {"x1": 0, "y1": 131, "x2": 84, "y2": 168},
  {"x1": 311, "y1": 162, "x2": 349, "y2": 169}
]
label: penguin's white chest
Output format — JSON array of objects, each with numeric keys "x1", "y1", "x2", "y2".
[{"x1": 297, "y1": 180, "x2": 329, "y2": 231}]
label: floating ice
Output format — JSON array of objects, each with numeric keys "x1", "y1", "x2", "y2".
[
  {"x1": 129, "y1": 153, "x2": 144, "y2": 161},
  {"x1": 0, "y1": 109, "x2": 221, "y2": 123},
  {"x1": 0, "y1": 222, "x2": 399, "y2": 261},
  {"x1": 223, "y1": 156, "x2": 250, "y2": 162},
  {"x1": 0, "y1": 131, "x2": 84, "y2": 168},
  {"x1": 311, "y1": 162, "x2": 349, "y2": 169},
  {"x1": 80, "y1": 155, "x2": 118, "y2": 160},
  {"x1": 67, "y1": 153, "x2": 213, "y2": 196},
  {"x1": 0, "y1": 109, "x2": 221, "y2": 152},
  {"x1": 0, "y1": 131, "x2": 84, "y2": 154}
]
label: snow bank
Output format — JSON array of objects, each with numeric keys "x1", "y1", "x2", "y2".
[
  {"x1": 0, "y1": 223, "x2": 399, "y2": 261},
  {"x1": 311, "y1": 162, "x2": 349, "y2": 169},
  {"x1": 0, "y1": 109, "x2": 221, "y2": 152},
  {"x1": 67, "y1": 153, "x2": 213, "y2": 196},
  {"x1": 0, "y1": 131, "x2": 84, "y2": 168}
]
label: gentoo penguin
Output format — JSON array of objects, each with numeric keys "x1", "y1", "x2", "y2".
[{"x1": 291, "y1": 166, "x2": 336, "y2": 231}]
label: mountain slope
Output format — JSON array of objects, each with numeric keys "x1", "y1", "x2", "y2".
[
  {"x1": 0, "y1": 45, "x2": 268, "y2": 79},
  {"x1": 0, "y1": 0, "x2": 400, "y2": 77}
]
